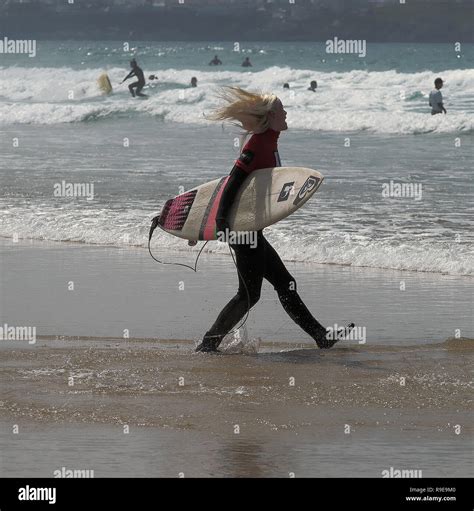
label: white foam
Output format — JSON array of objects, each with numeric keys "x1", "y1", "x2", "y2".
[
  {"x1": 1, "y1": 66, "x2": 473, "y2": 133},
  {"x1": 0, "y1": 206, "x2": 472, "y2": 275}
]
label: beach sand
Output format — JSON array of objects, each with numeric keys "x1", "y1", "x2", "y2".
[{"x1": 0, "y1": 239, "x2": 472, "y2": 477}]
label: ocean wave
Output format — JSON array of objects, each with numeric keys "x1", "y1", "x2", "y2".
[
  {"x1": 0, "y1": 206, "x2": 472, "y2": 276},
  {"x1": 1, "y1": 66, "x2": 473, "y2": 134}
]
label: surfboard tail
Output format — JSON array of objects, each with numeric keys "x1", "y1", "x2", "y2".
[{"x1": 158, "y1": 190, "x2": 197, "y2": 231}]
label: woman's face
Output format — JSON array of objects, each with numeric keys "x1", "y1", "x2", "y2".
[{"x1": 268, "y1": 99, "x2": 288, "y2": 131}]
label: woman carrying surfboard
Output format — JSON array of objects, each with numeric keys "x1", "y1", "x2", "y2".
[{"x1": 196, "y1": 87, "x2": 353, "y2": 352}]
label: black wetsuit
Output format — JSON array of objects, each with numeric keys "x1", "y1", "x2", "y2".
[
  {"x1": 197, "y1": 129, "x2": 335, "y2": 352},
  {"x1": 124, "y1": 66, "x2": 146, "y2": 97}
]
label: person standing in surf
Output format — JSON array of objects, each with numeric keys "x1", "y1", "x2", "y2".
[
  {"x1": 429, "y1": 77, "x2": 447, "y2": 115},
  {"x1": 122, "y1": 59, "x2": 146, "y2": 97},
  {"x1": 196, "y1": 86, "x2": 353, "y2": 352}
]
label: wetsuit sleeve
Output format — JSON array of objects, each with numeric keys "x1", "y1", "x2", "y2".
[
  {"x1": 216, "y1": 140, "x2": 257, "y2": 227},
  {"x1": 215, "y1": 164, "x2": 248, "y2": 224},
  {"x1": 234, "y1": 138, "x2": 257, "y2": 174}
]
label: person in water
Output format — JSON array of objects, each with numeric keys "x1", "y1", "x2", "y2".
[
  {"x1": 196, "y1": 86, "x2": 353, "y2": 352},
  {"x1": 242, "y1": 57, "x2": 252, "y2": 67},
  {"x1": 429, "y1": 77, "x2": 447, "y2": 115},
  {"x1": 209, "y1": 55, "x2": 222, "y2": 66},
  {"x1": 190, "y1": 76, "x2": 198, "y2": 87},
  {"x1": 122, "y1": 59, "x2": 146, "y2": 97},
  {"x1": 308, "y1": 80, "x2": 318, "y2": 92}
]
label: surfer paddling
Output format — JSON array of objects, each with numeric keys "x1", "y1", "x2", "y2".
[{"x1": 196, "y1": 87, "x2": 353, "y2": 352}]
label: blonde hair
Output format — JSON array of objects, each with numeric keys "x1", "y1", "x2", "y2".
[{"x1": 206, "y1": 86, "x2": 279, "y2": 136}]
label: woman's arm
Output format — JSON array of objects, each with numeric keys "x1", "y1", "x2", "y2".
[
  {"x1": 216, "y1": 144, "x2": 256, "y2": 233},
  {"x1": 215, "y1": 164, "x2": 249, "y2": 233}
]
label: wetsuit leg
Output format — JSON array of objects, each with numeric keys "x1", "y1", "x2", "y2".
[
  {"x1": 136, "y1": 81, "x2": 146, "y2": 96},
  {"x1": 261, "y1": 236, "x2": 330, "y2": 347},
  {"x1": 128, "y1": 81, "x2": 139, "y2": 97},
  {"x1": 197, "y1": 234, "x2": 264, "y2": 351}
]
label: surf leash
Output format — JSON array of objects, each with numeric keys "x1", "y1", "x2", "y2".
[
  {"x1": 148, "y1": 215, "x2": 250, "y2": 332},
  {"x1": 148, "y1": 214, "x2": 208, "y2": 272}
]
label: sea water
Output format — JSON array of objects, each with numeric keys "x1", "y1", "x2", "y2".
[{"x1": 0, "y1": 41, "x2": 473, "y2": 276}]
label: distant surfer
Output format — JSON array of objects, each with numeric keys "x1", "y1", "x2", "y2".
[
  {"x1": 283, "y1": 83, "x2": 290, "y2": 89},
  {"x1": 196, "y1": 86, "x2": 354, "y2": 352},
  {"x1": 209, "y1": 55, "x2": 222, "y2": 66},
  {"x1": 242, "y1": 57, "x2": 252, "y2": 67},
  {"x1": 429, "y1": 78, "x2": 447, "y2": 115},
  {"x1": 122, "y1": 59, "x2": 146, "y2": 97},
  {"x1": 308, "y1": 80, "x2": 318, "y2": 92},
  {"x1": 190, "y1": 76, "x2": 198, "y2": 87}
]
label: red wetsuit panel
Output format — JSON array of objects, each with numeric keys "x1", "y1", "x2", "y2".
[{"x1": 234, "y1": 128, "x2": 281, "y2": 174}]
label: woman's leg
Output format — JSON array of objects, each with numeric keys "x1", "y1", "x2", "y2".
[
  {"x1": 196, "y1": 236, "x2": 265, "y2": 352},
  {"x1": 261, "y1": 237, "x2": 333, "y2": 347}
]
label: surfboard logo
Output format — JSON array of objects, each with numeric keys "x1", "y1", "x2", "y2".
[
  {"x1": 277, "y1": 182, "x2": 295, "y2": 202},
  {"x1": 293, "y1": 176, "x2": 320, "y2": 206}
]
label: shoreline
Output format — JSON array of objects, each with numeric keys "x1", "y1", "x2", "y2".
[
  {"x1": 1, "y1": 238, "x2": 472, "y2": 344},
  {"x1": 3, "y1": 234, "x2": 472, "y2": 278}
]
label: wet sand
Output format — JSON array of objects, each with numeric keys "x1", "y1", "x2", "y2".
[
  {"x1": 1, "y1": 336, "x2": 472, "y2": 477},
  {"x1": 1, "y1": 238, "x2": 473, "y2": 477}
]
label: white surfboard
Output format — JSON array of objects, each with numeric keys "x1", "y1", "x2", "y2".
[
  {"x1": 97, "y1": 73, "x2": 113, "y2": 95},
  {"x1": 157, "y1": 167, "x2": 324, "y2": 241}
]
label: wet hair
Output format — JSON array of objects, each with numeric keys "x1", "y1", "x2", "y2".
[
  {"x1": 206, "y1": 86, "x2": 279, "y2": 135},
  {"x1": 434, "y1": 77, "x2": 443, "y2": 85}
]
